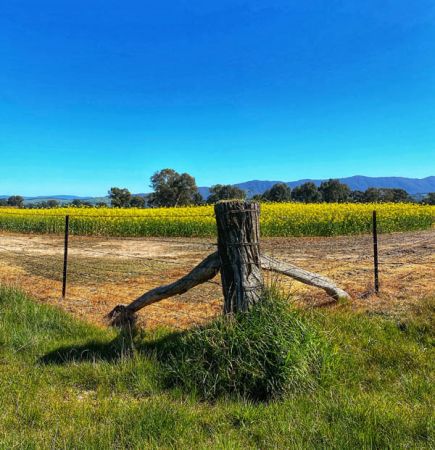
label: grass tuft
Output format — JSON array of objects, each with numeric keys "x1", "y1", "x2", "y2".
[{"x1": 157, "y1": 288, "x2": 331, "y2": 401}]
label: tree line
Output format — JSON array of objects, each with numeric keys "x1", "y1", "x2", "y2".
[
  {"x1": 1, "y1": 168, "x2": 434, "y2": 208},
  {"x1": 101, "y1": 171, "x2": 435, "y2": 207}
]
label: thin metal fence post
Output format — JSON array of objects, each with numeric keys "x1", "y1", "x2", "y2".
[
  {"x1": 62, "y1": 215, "x2": 69, "y2": 299},
  {"x1": 372, "y1": 210, "x2": 379, "y2": 294}
]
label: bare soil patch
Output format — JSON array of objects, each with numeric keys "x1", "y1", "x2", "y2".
[{"x1": 0, "y1": 230, "x2": 433, "y2": 328}]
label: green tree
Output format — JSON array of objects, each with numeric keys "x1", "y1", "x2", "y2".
[
  {"x1": 71, "y1": 199, "x2": 92, "y2": 207},
  {"x1": 350, "y1": 190, "x2": 365, "y2": 203},
  {"x1": 262, "y1": 183, "x2": 292, "y2": 202},
  {"x1": 192, "y1": 191, "x2": 205, "y2": 205},
  {"x1": 319, "y1": 179, "x2": 350, "y2": 203},
  {"x1": 291, "y1": 182, "x2": 322, "y2": 203},
  {"x1": 363, "y1": 188, "x2": 411, "y2": 203},
  {"x1": 28, "y1": 202, "x2": 45, "y2": 209},
  {"x1": 46, "y1": 200, "x2": 60, "y2": 208},
  {"x1": 108, "y1": 187, "x2": 132, "y2": 208},
  {"x1": 384, "y1": 188, "x2": 410, "y2": 203},
  {"x1": 0, "y1": 199, "x2": 8, "y2": 206},
  {"x1": 150, "y1": 169, "x2": 202, "y2": 207},
  {"x1": 130, "y1": 196, "x2": 146, "y2": 208},
  {"x1": 207, "y1": 184, "x2": 246, "y2": 204},
  {"x1": 422, "y1": 192, "x2": 435, "y2": 205},
  {"x1": 363, "y1": 187, "x2": 382, "y2": 202},
  {"x1": 7, "y1": 195, "x2": 24, "y2": 208}
]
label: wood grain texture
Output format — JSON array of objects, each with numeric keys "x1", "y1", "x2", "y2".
[
  {"x1": 260, "y1": 254, "x2": 351, "y2": 300},
  {"x1": 215, "y1": 201, "x2": 264, "y2": 313},
  {"x1": 107, "y1": 252, "x2": 221, "y2": 326}
]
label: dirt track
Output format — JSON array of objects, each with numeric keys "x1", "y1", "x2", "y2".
[{"x1": 0, "y1": 230, "x2": 433, "y2": 328}]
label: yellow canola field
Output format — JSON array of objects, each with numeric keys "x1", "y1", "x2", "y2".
[{"x1": 0, "y1": 203, "x2": 433, "y2": 237}]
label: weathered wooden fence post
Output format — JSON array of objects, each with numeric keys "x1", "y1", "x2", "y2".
[
  {"x1": 62, "y1": 215, "x2": 69, "y2": 300},
  {"x1": 372, "y1": 210, "x2": 379, "y2": 294},
  {"x1": 214, "y1": 200, "x2": 264, "y2": 314}
]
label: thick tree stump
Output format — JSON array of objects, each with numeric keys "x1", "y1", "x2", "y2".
[{"x1": 215, "y1": 200, "x2": 264, "y2": 313}]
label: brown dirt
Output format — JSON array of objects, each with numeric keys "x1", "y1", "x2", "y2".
[{"x1": 0, "y1": 230, "x2": 433, "y2": 328}]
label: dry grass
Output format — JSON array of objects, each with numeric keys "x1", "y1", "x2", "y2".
[{"x1": 0, "y1": 230, "x2": 433, "y2": 328}]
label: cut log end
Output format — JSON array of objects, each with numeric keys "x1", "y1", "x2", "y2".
[{"x1": 106, "y1": 304, "x2": 138, "y2": 329}]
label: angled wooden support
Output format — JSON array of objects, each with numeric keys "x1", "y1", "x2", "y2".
[
  {"x1": 107, "y1": 252, "x2": 351, "y2": 327},
  {"x1": 107, "y1": 252, "x2": 220, "y2": 327},
  {"x1": 260, "y1": 254, "x2": 350, "y2": 300},
  {"x1": 107, "y1": 200, "x2": 351, "y2": 328}
]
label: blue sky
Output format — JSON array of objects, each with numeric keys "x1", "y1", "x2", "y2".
[{"x1": 1, "y1": 0, "x2": 434, "y2": 196}]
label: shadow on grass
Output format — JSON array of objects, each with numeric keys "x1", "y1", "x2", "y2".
[
  {"x1": 40, "y1": 329, "x2": 185, "y2": 365},
  {"x1": 40, "y1": 291, "x2": 332, "y2": 402}
]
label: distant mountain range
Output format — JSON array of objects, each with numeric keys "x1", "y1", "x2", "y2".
[
  {"x1": 0, "y1": 194, "x2": 109, "y2": 205},
  {"x1": 198, "y1": 176, "x2": 435, "y2": 199},
  {"x1": 1, "y1": 176, "x2": 434, "y2": 204}
]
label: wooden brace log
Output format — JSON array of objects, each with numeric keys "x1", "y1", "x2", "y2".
[
  {"x1": 260, "y1": 254, "x2": 351, "y2": 300},
  {"x1": 107, "y1": 252, "x2": 351, "y2": 326},
  {"x1": 107, "y1": 251, "x2": 221, "y2": 326}
]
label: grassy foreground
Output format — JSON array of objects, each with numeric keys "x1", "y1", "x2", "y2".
[
  {"x1": 0, "y1": 286, "x2": 434, "y2": 449},
  {"x1": 0, "y1": 203, "x2": 433, "y2": 237}
]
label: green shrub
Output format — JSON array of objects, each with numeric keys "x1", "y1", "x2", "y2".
[{"x1": 158, "y1": 289, "x2": 331, "y2": 401}]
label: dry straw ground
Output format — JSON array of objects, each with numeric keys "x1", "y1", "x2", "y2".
[{"x1": 0, "y1": 229, "x2": 433, "y2": 328}]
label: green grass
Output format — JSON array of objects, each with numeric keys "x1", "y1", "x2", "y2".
[
  {"x1": 157, "y1": 290, "x2": 330, "y2": 401},
  {"x1": 0, "y1": 285, "x2": 433, "y2": 449}
]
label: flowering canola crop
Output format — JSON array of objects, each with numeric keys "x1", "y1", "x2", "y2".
[{"x1": 0, "y1": 203, "x2": 433, "y2": 237}]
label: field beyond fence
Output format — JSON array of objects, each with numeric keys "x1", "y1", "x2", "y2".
[
  {"x1": 0, "y1": 228, "x2": 433, "y2": 329},
  {"x1": 0, "y1": 203, "x2": 433, "y2": 237}
]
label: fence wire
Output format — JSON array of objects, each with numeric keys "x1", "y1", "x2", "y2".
[{"x1": 0, "y1": 214, "x2": 433, "y2": 329}]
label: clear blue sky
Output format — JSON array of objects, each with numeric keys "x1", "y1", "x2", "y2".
[{"x1": 1, "y1": 0, "x2": 434, "y2": 196}]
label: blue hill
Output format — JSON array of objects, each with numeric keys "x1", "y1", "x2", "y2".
[
  {"x1": 200, "y1": 176, "x2": 435, "y2": 198},
  {"x1": 2, "y1": 176, "x2": 434, "y2": 203}
]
